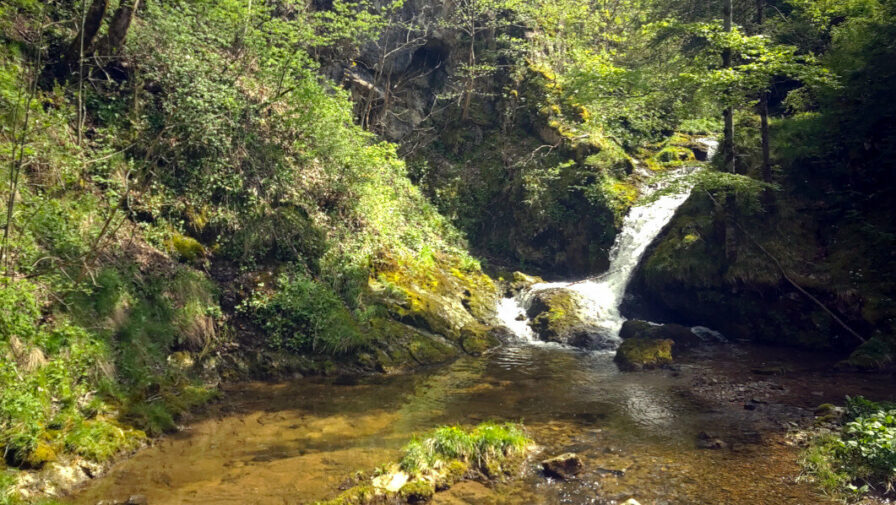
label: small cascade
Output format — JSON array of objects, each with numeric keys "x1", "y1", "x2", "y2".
[{"x1": 497, "y1": 139, "x2": 717, "y2": 347}]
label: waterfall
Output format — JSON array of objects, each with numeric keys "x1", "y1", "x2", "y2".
[{"x1": 496, "y1": 139, "x2": 717, "y2": 347}]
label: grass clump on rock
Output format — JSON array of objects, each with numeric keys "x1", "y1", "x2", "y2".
[
  {"x1": 400, "y1": 422, "x2": 530, "y2": 477},
  {"x1": 318, "y1": 422, "x2": 531, "y2": 505}
]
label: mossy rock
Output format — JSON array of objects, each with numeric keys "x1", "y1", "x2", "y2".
[
  {"x1": 398, "y1": 479, "x2": 435, "y2": 503},
  {"x1": 526, "y1": 289, "x2": 600, "y2": 348},
  {"x1": 318, "y1": 484, "x2": 380, "y2": 505},
  {"x1": 8, "y1": 441, "x2": 58, "y2": 469},
  {"x1": 508, "y1": 271, "x2": 544, "y2": 296},
  {"x1": 406, "y1": 333, "x2": 458, "y2": 365},
  {"x1": 840, "y1": 335, "x2": 895, "y2": 370},
  {"x1": 614, "y1": 338, "x2": 673, "y2": 371},
  {"x1": 370, "y1": 253, "x2": 501, "y2": 360},
  {"x1": 459, "y1": 323, "x2": 500, "y2": 355}
]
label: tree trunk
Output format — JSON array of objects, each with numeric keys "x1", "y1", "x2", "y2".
[
  {"x1": 99, "y1": 0, "x2": 141, "y2": 57},
  {"x1": 722, "y1": 0, "x2": 735, "y2": 174},
  {"x1": 722, "y1": 0, "x2": 737, "y2": 262},
  {"x1": 462, "y1": 29, "x2": 475, "y2": 120},
  {"x1": 64, "y1": 0, "x2": 108, "y2": 69},
  {"x1": 759, "y1": 85, "x2": 771, "y2": 183},
  {"x1": 756, "y1": 0, "x2": 773, "y2": 209}
]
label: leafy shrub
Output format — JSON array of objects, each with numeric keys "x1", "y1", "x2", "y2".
[
  {"x1": 241, "y1": 271, "x2": 366, "y2": 354},
  {"x1": 837, "y1": 408, "x2": 896, "y2": 493},
  {"x1": 802, "y1": 396, "x2": 896, "y2": 498}
]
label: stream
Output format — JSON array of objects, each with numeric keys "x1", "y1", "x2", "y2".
[
  {"x1": 67, "y1": 344, "x2": 885, "y2": 505},
  {"x1": 65, "y1": 139, "x2": 873, "y2": 504}
]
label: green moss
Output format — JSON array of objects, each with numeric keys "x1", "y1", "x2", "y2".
[
  {"x1": 528, "y1": 290, "x2": 585, "y2": 343},
  {"x1": 614, "y1": 338, "x2": 674, "y2": 371},
  {"x1": 399, "y1": 422, "x2": 530, "y2": 477},
  {"x1": 167, "y1": 233, "x2": 206, "y2": 263},
  {"x1": 315, "y1": 423, "x2": 528, "y2": 505},
  {"x1": 459, "y1": 324, "x2": 498, "y2": 356},
  {"x1": 317, "y1": 484, "x2": 379, "y2": 505},
  {"x1": 64, "y1": 419, "x2": 146, "y2": 462},
  {"x1": 655, "y1": 146, "x2": 695, "y2": 164},
  {"x1": 841, "y1": 335, "x2": 895, "y2": 370},
  {"x1": 398, "y1": 479, "x2": 435, "y2": 503},
  {"x1": 370, "y1": 252, "x2": 500, "y2": 356},
  {"x1": 22, "y1": 442, "x2": 56, "y2": 469}
]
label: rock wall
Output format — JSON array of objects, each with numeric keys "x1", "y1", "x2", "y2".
[{"x1": 626, "y1": 191, "x2": 896, "y2": 367}]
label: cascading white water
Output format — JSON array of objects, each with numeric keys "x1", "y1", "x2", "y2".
[{"x1": 496, "y1": 139, "x2": 718, "y2": 347}]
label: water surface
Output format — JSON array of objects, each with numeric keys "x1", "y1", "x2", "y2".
[{"x1": 68, "y1": 344, "x2": 849, "y2": 505}]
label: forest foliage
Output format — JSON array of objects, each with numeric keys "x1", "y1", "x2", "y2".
[{"x1": 0, "y1": 0, "x2": 894, "y2": 501}]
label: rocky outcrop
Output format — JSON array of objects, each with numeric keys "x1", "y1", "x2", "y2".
[
  {"x1": 626, "y1": 192, "x2": 890, "y2": 356},
  {"x1": 367, "y1": 253, "x2": 504, "y2": 371}
]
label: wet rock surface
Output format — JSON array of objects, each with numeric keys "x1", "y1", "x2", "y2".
[
  {"x1": 614, "y1": 338, "x2": 674, "y2": 371},
  {"x1": 541, "y1": 453, "x2": 584, "y2": 479},
  {"x1": 525, "y1": 289, "x2": 604, "y2": 349}
]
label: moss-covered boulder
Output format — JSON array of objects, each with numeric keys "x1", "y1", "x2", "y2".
[
  {"x1": 507, "y1": 271, "x2": 545, "y2": 296},
  {"x1": 398, "y1": 480, "x2": 435, "y2": 503},
  {"x1": 614, "y1": 338, "x2": 673, "y2": 371},
  {"x1": 526, "y1": 289, "x2": 601, "y2": 348},
  {"x1": 838, "y1": 334, "x2": 895, "y2": 370},
  {"x1": 367, "y1": 253, "x2": 503, "y2": 365}
]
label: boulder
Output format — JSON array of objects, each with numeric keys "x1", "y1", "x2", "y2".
[
  {"x1": 614, "y1": 338, "x2": 673, "y2": 371},
  {"x1": 620, "y1": 320, "x2": 701, "y2": 349},
  {"x1": 507, "y1": 271, "x2": 544, "y2": 296},
  {"x1": 526, "y1": 289, "x2": 603, "y2": 349},
  {"x1": 541, "y1": 453, "x2": 584, "y2": 479}
]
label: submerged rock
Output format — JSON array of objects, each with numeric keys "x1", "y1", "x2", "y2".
[
  {"x1": 696, "y1": 431, "x2": 727, "y2": 450},
  {"x1": 614, "y1": 338, "x2": 673, "y2": 371},
  {"x1": 541, "y1": 453, "x2": 584, "y2": 479}
]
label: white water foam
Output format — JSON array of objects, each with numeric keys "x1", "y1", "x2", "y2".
[{"x1": 497, "y1": 139, "x2": 718, "y2": 346}]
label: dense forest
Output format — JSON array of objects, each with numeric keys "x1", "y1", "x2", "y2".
[{"x1": 0, "y1": 0, "x2": 894, "y2": 503}]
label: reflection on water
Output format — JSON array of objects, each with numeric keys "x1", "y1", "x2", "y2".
[{"x1": 68, "y1": 345, "x2": 834, "y2": 505}]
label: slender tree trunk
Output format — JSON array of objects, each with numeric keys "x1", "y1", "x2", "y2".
[
  {"x1": 759, "y1": 93, "x2": 771, "y2": 182},
  {"x1": 756, "y1": 0, "x2": 773, "y2": 210},
  {"x1": 722, "y1": 0, "x2": 737, "y2": 262},
  {"x1": 100, "y1": 0, "x2": 141, "y2": 57},
  {"x1": 756, "y1": 0, "x2": 771, "y2": 184},
  {"x1": 462, "y1": 29, "x2": 475, "y2": 120},
  {"x1": 722, "y1": 0, "x2": 735, "y2": 174}
]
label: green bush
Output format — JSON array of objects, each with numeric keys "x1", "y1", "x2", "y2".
[
  {"x1": 837, "y1": 408, "x2": 896, "y2": 493},
  {"x1": 802, "y1": 396, "x2": 896, "y2": 498},
  {"x1": 242, "y1": 271, "x2": 367, "y2": 355}
]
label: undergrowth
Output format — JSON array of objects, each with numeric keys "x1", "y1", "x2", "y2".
[{"x1": 801, "y1": 396, "x2": 896, "y2": 500}]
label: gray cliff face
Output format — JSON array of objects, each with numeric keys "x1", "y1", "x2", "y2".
[{"x1": 320, "y1": 0, "x2": 467, "y2": 141}]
